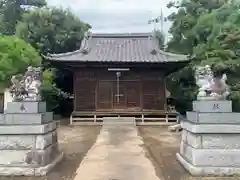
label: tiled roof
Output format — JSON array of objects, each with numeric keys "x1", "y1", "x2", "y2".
[{"x1": 43, "y1": 32, "x2": 188, "y2": 63}]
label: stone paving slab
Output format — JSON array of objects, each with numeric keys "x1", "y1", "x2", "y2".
[{"x1": 73, "y1": 119, "x2": 160, "y2": 180}]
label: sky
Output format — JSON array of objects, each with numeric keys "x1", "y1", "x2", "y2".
[{"x1": 47, "y1": 0, "x2": 175, "y2": 36}]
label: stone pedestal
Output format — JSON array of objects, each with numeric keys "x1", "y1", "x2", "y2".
[
  {"x1": 177, "y1": 100, "x2": 240, "y2": 176},
  {"x1": 0, "y1": 101, "x2": 63, "y2": 176}
]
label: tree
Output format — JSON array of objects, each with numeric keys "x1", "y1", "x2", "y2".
[
  {"x1": 165, "y1": 0, "x2": 240, "y2": 113},
  {"x1": 0, "y1": 0, "x2": 46, "y2": 35},
  {"x1": 166, "y1": 0, "x2": 227, "y2": 54},
  {"x1": 0, "y1": 35, "x2": 41, "y2": 87},
  {"x1": 41, "y1": 69, "x2": 72, "y2": 112},
  {"x1": 16, "y1": 7, "x2": 90, "y2": 54},
  {"x1": 16, "y1": 7, "x2": 91, "y2": 114}
]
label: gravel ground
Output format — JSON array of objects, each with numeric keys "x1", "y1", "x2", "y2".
[
  {"x1": 139, "y1": 126, "x2": 240, "y2": 180},
  {"x1": 0, "y1": 125, "x2": 101, "y2": 180}
]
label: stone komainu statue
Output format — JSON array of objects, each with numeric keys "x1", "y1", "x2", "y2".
[
  {"x1": 195, "y1": 65, "x2": 230, "y2": 100},
  {"x1": 9, "y1": 66, "x2": 43, "y2": 101}
]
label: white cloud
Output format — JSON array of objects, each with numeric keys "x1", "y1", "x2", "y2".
[{"x1": 46, "y1": 0, "x2": 175, "y2": 33}]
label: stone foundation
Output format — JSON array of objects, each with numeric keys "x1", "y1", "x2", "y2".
[
  {"x1": 0, "y1": 101, "x2": 63, "y2": 176},
  {"x1": 177, "y1": 100, "x2": 240, "y2": 176},
  {"x1": 0, "y1": 153, "x2": 63, "y2": 176}
]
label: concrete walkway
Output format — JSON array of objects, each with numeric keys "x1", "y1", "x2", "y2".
[{"x1": 73, "y1": 119, "x2": 161, "y2": 180}]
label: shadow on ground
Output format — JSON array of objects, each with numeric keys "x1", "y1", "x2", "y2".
[{"x1": 0, "y1": 125, "x2": 101, "y2": 180}]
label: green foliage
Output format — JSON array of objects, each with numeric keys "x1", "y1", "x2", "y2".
[
  {"x1": 0, "y1": 0, "x2": 46, "y2": 35},
  {"x1": 16, "y1": 7, "x2": 90, "y2": 54},
  {"x1": 41, "y1": 69, "x2": 72, "y2": 112},
  {"x1": 0, "y1": 1, "x2": 90, "y2": 114},
  {"x1": 166, "y1": 0, "x2": 240, "y2": 113},
  {"x1": 0, "y1": 35, "x2": 41, "y2": 87},
  {"x1": 15, "y1": 7, "x2": 89, "y2": 114}
]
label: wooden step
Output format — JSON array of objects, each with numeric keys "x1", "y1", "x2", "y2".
[{"x1": 102, "y1": 117, "x2": 136, "y2": 125}]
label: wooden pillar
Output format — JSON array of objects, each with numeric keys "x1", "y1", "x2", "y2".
[
  {"x1": 163, "y1": 77, "x2": 167, "y2": 112},
  {"x1": 73, "y1": 72, "x2": 77, "y2": 112},
  {"x1": 140, "y1": 80, "x2": 143, "y2": 110}
]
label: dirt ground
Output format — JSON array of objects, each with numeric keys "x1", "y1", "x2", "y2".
[
  {"x1": 139, "y1": 126, "x2": 240, "y2": 180},
  {"x1": 0, "y1": 125, "x2": 101, "y2": 180},
  {"x1": 2, "y1": 125, "x2": 240, "y2": 180}
]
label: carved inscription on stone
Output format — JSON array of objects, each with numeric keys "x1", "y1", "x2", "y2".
[{"x1": 212, "y1": 103, "x2": 220, "y2": 110}]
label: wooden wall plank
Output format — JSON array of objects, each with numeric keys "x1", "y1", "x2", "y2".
[{"x1": 73, "y1": 68, "x2": 166, "y2": 112}]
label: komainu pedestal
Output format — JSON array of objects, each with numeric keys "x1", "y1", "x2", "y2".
[
  {"x1": 177, "y1": 100, "x2": 240, "y2": 176},
  {"x1": 0, "y1": 101, "x2": 63, "y2": 176}
]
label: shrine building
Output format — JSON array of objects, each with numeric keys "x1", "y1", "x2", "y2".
[{"x1": 44, "y1": 32, "x2": 189, "y2": 125}]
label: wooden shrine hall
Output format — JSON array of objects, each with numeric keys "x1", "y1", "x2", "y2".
[{"x1": 44, "y1": 32, "x2": 189, "y2": 125}]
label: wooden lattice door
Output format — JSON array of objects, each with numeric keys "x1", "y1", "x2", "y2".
[{"x1": 97, "y1": 81, "x2": 113, "y2": 109}]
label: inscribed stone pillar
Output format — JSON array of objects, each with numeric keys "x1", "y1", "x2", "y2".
[{"x1": 177, "y1": 100, "x2": 240, "y2": 176}]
